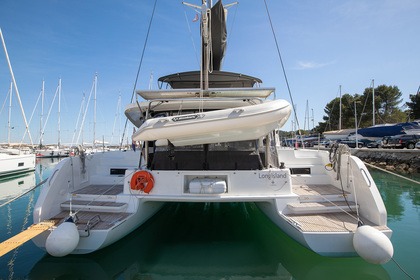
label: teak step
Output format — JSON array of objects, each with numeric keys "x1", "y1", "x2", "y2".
[
  {"x1": 61, "y1": 200, "x2": 128, "y2": 213},
  {"x1": 70, "y1": 185, "x2": 123, "y2": 202},
  {"x1": 293, "y1": 184, "x2": 350, "y2": 203},
  {"x1": 287, "y1": 201, "x2": 358, "y2": 215}
]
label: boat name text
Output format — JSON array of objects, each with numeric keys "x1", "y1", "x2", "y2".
[
  {"x1": 172, "y1": 114, "x2": 204, "y2": 122},
  {"x1": 258, "y1": 172, "x2": 287, "y2": 180}
]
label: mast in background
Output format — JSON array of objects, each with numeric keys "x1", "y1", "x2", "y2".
[
  {"x1": 0, "y1": 27, "x2": 34, "y2": 146},
  {"x1": 339, "y1": 85, "x2": 342, "y2": 131},
  {"x1": 7, "y1": 81, "x2": 12, "y2": 145},
  {"x1": 372, "y1": 79, "x2": 375, "y2": 126},
  {"x1": 57, "y1": 78, "x2": 62, "y2": 148},
  {"x1": 93, "y1": 73, "x2": 97, "y2": 151},
  {"x1": 39, "y1": 80, "x2": 45, "y2": 147}
]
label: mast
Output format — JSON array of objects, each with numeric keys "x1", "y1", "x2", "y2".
[
  {"x1": 40, "y1": 80, "x2": 45, "y2": 147},
  {"x1": 355, "y1": 101, "x2": 358, "y2": 148},
  {"x1": 7, "y1": 81, "x2": 12, "y2": 146},
  {"x1": 201, "y1": 0, "x2": 210, "y2": 90},
  {"x1": 372, "y1": 79, "x2": 375, "y2": 126},
  {"x1": 57, "y1": 78, "x2": 61, "y2": 148},
  {"x1": 339, "y1": 85, "x2": 342, "y2": 130},
  {"x1": 81, "y1": 93, "x2": 85, "y2": 146},
  {"x1": 0, "y1": 27, "x2": 34, "y2": 146},
  {"x1": 304, "y1": 100, "x2": 309, "y2": 132},
  {"x1": 183, "y1": 0, "x2": 231, "y2": 90},
  {"x1": 311, "y1": 108, "x2": 314, "y2": 131},
  {"x1": 93, "y1": 73, "x2": 97, "y2": 150},
  {"x1": 71, "y1": 92, "x2": 85, "y2": 147},
  {"x1": 111, "y1": 93, "x2": 122, "y2": 146}
]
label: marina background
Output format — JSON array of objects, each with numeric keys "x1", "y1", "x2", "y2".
[
  {"x1": 0, "y1": 158, "x2": 419, "y2": 279},
  {"x1": 1, "y1": 1, "x2": 420, "y2": 145}
]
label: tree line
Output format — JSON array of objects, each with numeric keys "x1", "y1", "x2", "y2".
[{"x1": 314, "y1": 84, "x2": 420, "y2": 134}]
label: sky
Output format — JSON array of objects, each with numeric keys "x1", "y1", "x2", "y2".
[{"x1": 1, "y1": 0, "x2": 419, "y2": 146}]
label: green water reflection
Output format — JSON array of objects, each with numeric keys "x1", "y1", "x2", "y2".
[{"x1": 30, "y1": 202, "x2": 391, "y2": 280}]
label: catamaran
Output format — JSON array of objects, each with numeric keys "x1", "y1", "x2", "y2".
[{"x1": 32, "y1": 1, "x2": 393, "y2": 264}]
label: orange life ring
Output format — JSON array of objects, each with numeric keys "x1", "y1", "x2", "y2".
[{"x1": 130, "y1": 171, "x2": 154, "y2": 193}]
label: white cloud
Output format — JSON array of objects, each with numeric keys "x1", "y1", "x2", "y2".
[{"x1": 295, "y1": 60, "x2": 336, "y2": 70}]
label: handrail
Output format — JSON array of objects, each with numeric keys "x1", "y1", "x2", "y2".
[
  {"x1": 82, "y1": 214, "x2": 102, "y2": 237},
  {"x1": 360, "y1": 168, "x2": 372, "y2": 187}
]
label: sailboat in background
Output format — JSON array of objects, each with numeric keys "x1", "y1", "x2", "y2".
[
  {"x1": 0, "y1": 83, "x2": 35, "y2": 178},
  {"x1": 35, "y1": 79, "x2": 69, "y2": 158},
  {"x1": 324, "y1": 81, "x2": 420, "y2": 141},
  {"x1": 0, "y1": 28, "x2": 35, "y2": 178},
  {"x1": 70, "y1": 73, "x2": 108, "y2": 153}
]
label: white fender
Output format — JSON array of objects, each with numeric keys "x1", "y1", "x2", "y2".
[
  {"x1": 46, "y1": 219, "x2": 80, "y2": 257},
  {"x1": 353, "y1": 225, "x2": 393, "y2": 264}
]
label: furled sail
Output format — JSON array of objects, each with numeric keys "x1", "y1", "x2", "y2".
[{"x1": 209, "y1": 0, "x2": 227, "y2": 70}]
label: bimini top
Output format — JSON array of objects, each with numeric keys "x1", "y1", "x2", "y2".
[{"x1": 158, "y1": 70, "x2": 262, "y2": 89}]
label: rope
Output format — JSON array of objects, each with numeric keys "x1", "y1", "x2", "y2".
[
  {"x1": 263, "y1": 0, "x2": 303, "y2": 144},
  {"x1": 120, "y1": 0, "x2": 158, "y2": 149},
  {"x1": 344, "y1": 153, "x2": 415, "y2": 279},
  {"x1": 391, "y1": 257, "x2": 415, "y2": 280},
  {"x1": 364, "y1": 162, "x2": 420, "y2": 185}
]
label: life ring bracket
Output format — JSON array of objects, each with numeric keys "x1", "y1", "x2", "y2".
[{"x1": 130, "y1": 171, "x2": 154, "y2": 194}]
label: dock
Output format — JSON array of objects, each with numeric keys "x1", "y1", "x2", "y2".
[{"x1": 0, "y1": 221, "x2": 56, "y2": 257}]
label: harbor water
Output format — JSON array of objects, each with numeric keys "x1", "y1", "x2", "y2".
[{"x1": 0, "y1": 158, "x2": 419, "y2": 279}]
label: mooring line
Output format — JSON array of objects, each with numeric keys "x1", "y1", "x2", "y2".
[
  {"x1": 364, "y1": 161, "x2": 417, "y2": 279},
  {"x1": 363, "y1": 162, "x2": 420, "y2": 185},
  {"x1": 391, "y1": 257, "x2": 415, "y2": 280}
]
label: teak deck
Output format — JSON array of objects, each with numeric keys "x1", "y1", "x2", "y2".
[
  {"x1": 286, "y1": 184, "x2": 390, "y2": 233},
  {"x1": 52, "y1": 184, "x2": 129, "y2": 231},
  {"x1": 284, "y1": 212, "x2": 389, "y2": 232}
]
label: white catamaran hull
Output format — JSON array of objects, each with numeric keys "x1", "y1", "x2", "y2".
[
  {"x1": 32, "y1": 148, "x2": 391, "y2": 259},
  {"x1": 32, "y1": 151, "x2": 165, "y2": 254}
]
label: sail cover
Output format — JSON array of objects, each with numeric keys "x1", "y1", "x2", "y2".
[{"x1": 209, "y1": 0, "x2": 227, "y2": 70}]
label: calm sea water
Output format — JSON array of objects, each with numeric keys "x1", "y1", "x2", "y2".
[{"x1": 0, "y1": 158, "x2": 419, "y2": 280}]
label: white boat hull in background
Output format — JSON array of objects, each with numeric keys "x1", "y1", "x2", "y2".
[{"x1": 0, "y1": 152, "x2": 36, "y2": 178}]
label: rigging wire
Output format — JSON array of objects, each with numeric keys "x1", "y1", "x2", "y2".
[
  {"x1": 183, "y1": 10, "x2": 200, "y2": 68},
  {"x1": 324, "y1": 86, "x2": 340, "y2": 133},
  {"x1": 263, "y1": 0, "x2": 303, "y2": 143},
  {"x1": 391, "y1": 257, "x2": 415, "y2": 280},
  {"x1": 227, "y1": 3, "x2": 238, "y2": 41},
  {"x1": 0, "y1": 85, "x2": 10, "y2": 115},
  {"x1": 25, "y1": 88, "x2": 43, "y2": 144},
  {"x1": 364, "y1": 162, "x2": 420, "y2": 185},
  {"x1": 120, "y1": 0, "x2": 158, "y2": 149},
  {"x1": 357, "y1": 80, "x2": 374, "y2": 126}
]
